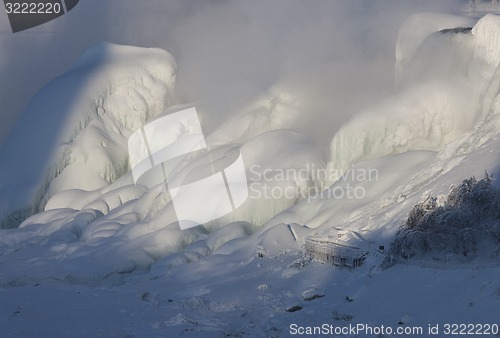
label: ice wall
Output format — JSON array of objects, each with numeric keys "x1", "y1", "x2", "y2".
[
  {"x1": 471, "y1": 13, "x2": 500, "y2": 66},
  {"x1": 330, "y1": 13, "x2": 500, "y2": 174},
  {"x1": 0, "y1": 43, "x2": 176, "y2": 228},
  {"x1": 469, "y1": 14, "x2": 500, "y2": 117}
]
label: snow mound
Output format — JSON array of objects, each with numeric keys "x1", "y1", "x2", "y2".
[
  {"x1": 0, "y1": 129, "x2": 324, "y2": 283},
  {"x1": 0, "y1": 43, "x2": 176, "y2": 228},
  {"x1": 0, "y1": 41, "x2": 326, "y2": 281},
  {"x1": 139, "y1": 129, "x2": 324, "y2": 232}
]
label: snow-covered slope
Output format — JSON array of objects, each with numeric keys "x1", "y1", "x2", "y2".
[
  {"x1": 394, "y1": 12, "x2": 475, "y2": 86},
  {"x1": 0, "y1": 13, "x2": 499, "y2": 281},
  {"x1": 0, "y1": 41, "x2": 325, "y2": 282},
  {"x1": 0, "y1": 12, "x2": 499, "y2": 337},
  {"x1": 0, "y1": 43, "x2": 176, "y2": 229},
  {"x1": 330, "y1": 13, "x2": 500, "y2": 175}
]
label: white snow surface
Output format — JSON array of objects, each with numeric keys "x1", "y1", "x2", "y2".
[
  {"x1": 0, "y1": 13, "x2": 499, "y2": 337},
  {"x1": 395, "y1": 12, "x2": 476, "y2": 86},
  {"x1": 330, "y1": 13, "x2": 500, "y2": 174},
  {"x1": 0, "y1": 42, "x2": 176, "y2": 228}
]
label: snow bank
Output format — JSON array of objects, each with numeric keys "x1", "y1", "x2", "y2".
[
  {"x1": 0, "y1": 45, "x2": 325, "y2": 281},
  {"x1": 0, "y1": 43, "x2": 176, "y2": 228},
  {"x1": 0, "y1": 126, "x2": 325, "y2": 282},
  {"x1": 1, "y1": 14, "x2": 500, "y2": 284}
]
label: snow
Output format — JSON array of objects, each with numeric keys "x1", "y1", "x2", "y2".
[
  {"x1": 395, "y1": 12, "x2": 476, "y2": 85},
  {"x1": 472, "y1": 13, "x2": 500, "y2": 66},
  {"x1": 0, "y1": 9, "x2": 500, "y2": 338},
  {"x1": 330, "y1": 13, "x2": 500, "y2": 175},
  {"x1": 0, "y1": 42, "x2": 176, "y2": 229},
  {"x1": 207, "y1": 91, "x2": 300, "y2": 146}
]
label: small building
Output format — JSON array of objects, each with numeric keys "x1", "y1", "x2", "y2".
[{"x1": 305, "y1": 231, "x2": 368, "y2": 269}]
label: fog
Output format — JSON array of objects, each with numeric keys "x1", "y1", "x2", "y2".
[{"x1": 0, "y1": 0, "x2": 462, "y2": 150}]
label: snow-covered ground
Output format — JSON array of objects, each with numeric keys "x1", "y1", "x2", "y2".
[{"x1": 0, "y1": 4, "x2": 499, "y2": 338}]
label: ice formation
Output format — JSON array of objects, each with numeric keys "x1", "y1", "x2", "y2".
[
  {"x1": 330, "y1": 14, "x2": 500, "y2": 174},
  {"x1": 395, "y1": 12, "x2": 475, "y2": 85},
  {"x1": 0, "y1": 39, "x2": 325, "y2": 281},
  {"x1": 0, "y1": 43, "x2": 176, "y2": 228},
  {"x1": 1, "y1": 14, "x2": 500, "y2": 284}
]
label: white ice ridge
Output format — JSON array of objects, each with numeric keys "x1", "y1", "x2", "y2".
[
  {"x1": 0, "y1": 43, "x2": 176, "y2": 228},
  {"x1": 330, "y1": 13, "x2": 500, "y2": 175},
  {"x1": 472, "y1": 13, "x2": 500, "y2": 66}
]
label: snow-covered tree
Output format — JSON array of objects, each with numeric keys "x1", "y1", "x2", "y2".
[{"x1": 385, "y1": 174, "x2": 500, "y2": 266}]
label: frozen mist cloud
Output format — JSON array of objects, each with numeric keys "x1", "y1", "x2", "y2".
[{"x1": 0, "y1": 0, "x2": 461, "y2": 149}]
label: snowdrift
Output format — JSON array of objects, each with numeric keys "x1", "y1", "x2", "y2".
[
  {"x1": 0, "y1": 42, "x2": 325, "y2": 282},
  {"x1": 1, "y1": 14, "x2": 500, "y2": 284}
]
